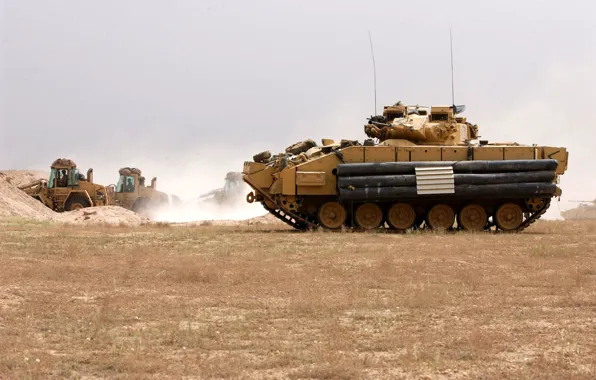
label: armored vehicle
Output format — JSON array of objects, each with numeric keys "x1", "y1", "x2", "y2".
[
  {"x1": 242, "y1": 101, "x2": 569, "y2": 232},
  {"x1": 561, "y1": 200, "x2": 596, "y2": 220},
  {"x1": 19, "y1": 158, "x2": 109, "y2": 211}
]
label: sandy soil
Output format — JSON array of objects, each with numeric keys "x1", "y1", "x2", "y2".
[
  {"x1": 0, "y1": 169, "x2": 48, "y2": 187},
  {"x1": 57, "y1": 206, "x2": 149, "y2": 226},
  {"x1": 0, "y1": 220, "x2": 594, "y2": 379},
  {"x1": 0, "y1": 171, "x2": 57, "y2": 220},
  {"x1": 176, "y1": 213, "x2": 283, "y2": 227}
]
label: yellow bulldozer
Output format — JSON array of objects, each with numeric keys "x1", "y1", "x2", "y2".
[
  {"x1": 197, "y1": 171, "x2": 245, "y2": 205},
  {"x1": 106, "y1": 167, "x2": 179, "y2": 217},
  {"x1": 18, "y1": 158, "x2": 109, "y2": 211}
]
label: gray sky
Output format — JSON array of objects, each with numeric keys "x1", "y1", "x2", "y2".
[{"x1": 1, "y1": 0, "x2": 595, "y2": 207}]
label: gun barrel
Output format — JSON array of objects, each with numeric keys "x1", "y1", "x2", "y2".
[{"x1": 368, "y1": 121, "x2": 391, "y2": 127}]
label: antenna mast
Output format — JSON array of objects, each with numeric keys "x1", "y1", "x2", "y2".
[
  {"x1": 450, "y1": 27, "x2": 455, "y2": 107},
  {"x1": 368, "y1": 30, "x2": 377, "y2": 115}
]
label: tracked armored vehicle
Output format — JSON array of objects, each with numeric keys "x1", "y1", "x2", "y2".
[
  {"x1": 242, "y1": 101, "x2": 569, "y2": 232},
  {"x1": 561, "y1": 200, "x2": 596, "y2": 220}
]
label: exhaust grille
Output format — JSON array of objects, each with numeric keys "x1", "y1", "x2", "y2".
[{"x1": 415, "y1": 167, "x2": 455, "y2": 195}]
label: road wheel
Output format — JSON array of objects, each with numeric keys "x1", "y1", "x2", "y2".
[
  {"x1": 354, "y1": 203, "x2": 383, "y2": 230},
  {"x1": 64, "y1": 194, "x2": 91, "y2": 211},
  {"x1": 387, "y1": 202, "x2": 416, "y2": 230},
  {"x1": 495, "y1": 202, "x2": 524, "y2": 231},
  {"x1": 318, "y1": 201, "x2": 346, "y2": 229},
  {"x1": 458, "y1": 204, "x2": 488, "y2": 231},
  {"x1": 426, "y1": 204, "x2": 455, "y2": 231}
]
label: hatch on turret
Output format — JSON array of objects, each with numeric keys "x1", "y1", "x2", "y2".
[{"x1": 429, "y1": 106, "x2": 454, "y2": 121}]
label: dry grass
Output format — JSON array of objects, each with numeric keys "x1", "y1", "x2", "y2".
[{"x1": 0, "y1": 219, "x2": 595, "y2": 379}]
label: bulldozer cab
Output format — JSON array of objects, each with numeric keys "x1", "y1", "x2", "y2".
[
  {"x1": 48, "y1": 167, "x2": 80, "y2": 189},
  {"x1": 223, "y1": 176, "x2": 239, "y2": 197},
  {"x1": 223, "y1": 172, "x2": 244, "y2": 197},
  {"x1": 116, "y1": 174, "x2": 137, "y2": 194}
]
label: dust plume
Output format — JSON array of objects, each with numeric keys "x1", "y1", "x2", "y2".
[
  {"x1": 150, "y1": 182, "x2": 267, "y2": 223},
  {"x1": 71, "y1": 146, "x2": 272, "y2": 224}
]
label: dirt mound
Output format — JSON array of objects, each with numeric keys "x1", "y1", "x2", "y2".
[
  {"x1": 0, "y1": 173, "x2": 58, "y2": 220},
  {"x1": 245, "y1": 213, "x2": 284, "y2": 225},
  {"x1": 0, "y1": 170, "x2": 47, "y2": 187},
  {"x1": 59, "y1": 206, "x2": 149, "y2": 226}
]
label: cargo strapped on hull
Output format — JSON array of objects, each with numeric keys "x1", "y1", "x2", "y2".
[
  {"x1": 336, "y1": 159, "x2": 559, "y2": 202},
  {"x1": 335, "y1": 159, "x2": 559, "y2": 176}
]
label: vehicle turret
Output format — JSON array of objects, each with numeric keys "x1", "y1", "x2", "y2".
[{"x1": 364, "y1": 102, "x2": 479, "y2": 146}]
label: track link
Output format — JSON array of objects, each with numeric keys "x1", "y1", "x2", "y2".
[
  {"x1": 513, "y1": 197, "x2": 552, "y2": 233},
  {"x1": 260, "y1": 198, "x2": 552, "y2": 233},
  {"x1": 262, "y1": 203, "x2": 315, "y2": 231}
]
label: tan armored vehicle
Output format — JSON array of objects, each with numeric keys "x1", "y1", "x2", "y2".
[
  {"x1": 561, "y1": 200, "x2": 596, "y2": 220},
  {"x1": 242, "y1": 101, "x2": 569, "y2": 232},
  {"x1": 106, "y1": 167, "x2": 177, "y2": 216},
  {"x1": 198, "y1": 171, "x2": 245, "y2": 205},
  {"x1": 19, "y1": 158, "x2": 109, "y2": 211}
]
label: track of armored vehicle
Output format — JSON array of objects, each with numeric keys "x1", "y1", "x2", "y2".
[{"x1": 242, "y1": 102, "x2": 569, "y2": 233}]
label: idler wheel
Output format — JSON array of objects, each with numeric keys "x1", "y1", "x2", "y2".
[
  {"x1": 495, "y1": 202, "x2": 524, "y2": 231},
  {"x1": 525, "y1": 197, "x2": 547, "y2": 212},
  {"x1": 458, "y1": 204, "x2": 488, "y2": 231},
  {"x1": 355, "y1": 203, "x2": 383, "y2": 230},
  {"x1": 318, "y1": 201, "x2": 346, "y2": 229},
  {"x1": 426, "y1": 204, "x2": 455, "y2": 231},
  {"x1": 387, "y1": 202, "x2": 416, "y2": 230}
]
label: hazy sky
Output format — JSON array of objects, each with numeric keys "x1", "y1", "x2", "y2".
[{"x1": 1, "y1": 0, "x2": 595, "y2": 207}]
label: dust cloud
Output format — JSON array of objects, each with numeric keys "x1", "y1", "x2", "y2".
[
  {"x1": 150, "y1": 182, "x2": 267, "y2": 224},
  {"x1": 74, "y1": 148, "x2": 271, "y2": 224}
]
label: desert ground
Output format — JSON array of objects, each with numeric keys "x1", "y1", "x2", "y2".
[
  {"x1": 1, "y1": 170, "x2": 596, "y2": 379},
  {"x1": 1, "y1": 218, "x2": 595, "y2": 379}
]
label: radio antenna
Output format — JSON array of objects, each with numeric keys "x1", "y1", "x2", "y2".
[
  {"x1": 450, "y1": 26, "x2": 455, "y2": 107},
  {"x1": 368, "y1": 30, "x2": 377, "y2": 115}
]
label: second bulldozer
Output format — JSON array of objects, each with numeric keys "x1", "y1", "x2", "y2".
[
  {"x1": 198, "y1": 171, "x2": 245, "y2": 205},
  {"x1": 18, "y1": 158, "x2": 109, "y2": 211},
  {"x1": 106, "y1": 167, "x2": 179, "y2": 216},
  {"x1": 242, "y1": 101, "x2": 569, "y2": 233}
]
